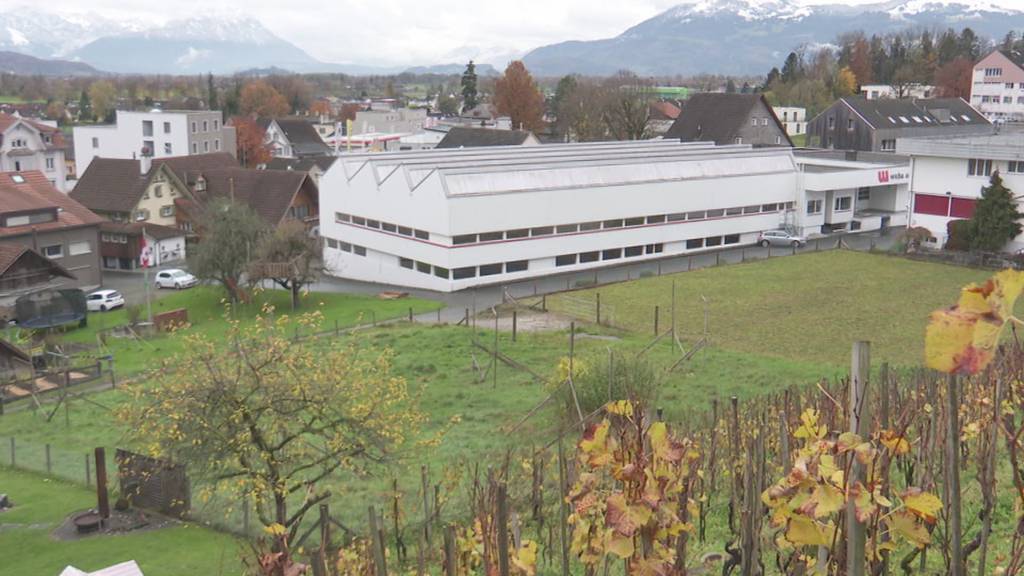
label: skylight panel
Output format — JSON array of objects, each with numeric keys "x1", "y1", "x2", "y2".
[
  {"x1": 961, "y1": 114, "x2": 971, "y2": 122},
  {"x1": 899, "y1": 116, "x2": 910, "y2": 124},
  {"x1": 912, "y1": 116, "x2": 923, "y2": 123},
  {"x1": 887, "y1": 116, "x2": 896, "y2": 123}
]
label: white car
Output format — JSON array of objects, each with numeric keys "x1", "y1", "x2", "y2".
[
  {"x1": 154, "y1": 269, "x2": 198, "y2": 290},
  {"x1": 86, "y1": 289, "x2": 125, "y2": 312}
]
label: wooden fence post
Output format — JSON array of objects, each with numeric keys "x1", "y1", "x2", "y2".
[
  {"x1": 243, "y1": 495, "x2": 251, "y2": 535},
  {"x1": 95, "y1": 447, "x2": 110, "y2": 520},
  {"x1": 422, "y1": 465, "x2": 432, "y2": 549},
  {"x1": 496, "y1": 482, "x2": 510, "y2": 576},
  {"x1": 409, "y1": 307, "x2": 414, "y2": 322},
  {"x1": 9, "y1": 437, "x2": 14, "y2": 467},
  {"x1": 596, "y1": 293, "x2": 601, "y2": 325},
  {"x1": 45, "y1": 443, "x2": 51, "y2": 474},
  {"x1": 444, "y1": 524, "x2": 458, "y2": 576},
  {"x1": 541, "y1": 295, "x2": 547, "y2": 312},
  {"x1": 369, "y1": 505, "x2": 387, "y2": 576},
  {"x1": 847, "y1": 341, "x2": 870, "y2": 576},
  {"x1": 512, "y1": 310, "x2": 518, "y2": 342},
  {"x1": 318, "y1": 503, "x2": 331, "y2": 576},
  {"x1": 85, "y1": 453, "x2": 91, "y2": 486},
  {"x1": 557, "y1": 439, "x2": 570, "y2": 576},
  {"x1": 946, "y1": 373, "x2": 965, "y2": 576},
  {"x1": 654, "y1": 305, "x2": 659, "y2": 336}
]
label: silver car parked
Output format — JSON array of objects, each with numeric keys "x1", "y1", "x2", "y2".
[{"x1": 758, "y1": 229, "x2": 806, "y2": 248}]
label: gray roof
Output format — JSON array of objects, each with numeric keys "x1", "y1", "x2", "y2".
[
  {"x1": 265, "y1": 118, "x2": 331, "y2": 156},
  {"x1": 664, "y1": 93, "x2": 791, "y2": 146},
  {"x1": 436, "y1": 127, "x2": 536, "y2": 149},
  {"x1": 265, "y1": 155, "x2": 337, "y2": 173},
  {"x1": 836, "y1": 97, "x2": 989, "y2": 130}
]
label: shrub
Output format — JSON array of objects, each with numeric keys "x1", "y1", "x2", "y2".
[
  {"x1": 945, "y1": 219, "x2": 971, "y2": 252},
  {"x1": 551, "y1": 351, "x2": 659, "y2": 427}
]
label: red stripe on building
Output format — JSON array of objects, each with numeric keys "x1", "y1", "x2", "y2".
[
  {"x1": 950, "y1": 197, "x2": 977, "y2": 219},
  {"x1": 913, "y1": 193, "x2": 950, "y2": 216}
]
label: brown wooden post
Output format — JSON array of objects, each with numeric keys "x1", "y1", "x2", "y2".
[
  {"x1": 847, "y1": 341, "x2": 870, "y2": 576},
  {"x1": 465, "y1": 308, "x2": 470, "y2": 325},
  {"x1": 95, "y1": 447, "x2": 110, "y2": 520},
  {"x1": 496, "y1": 482, "x2": 510, "y2": 576},
  {"x1": 8, "y1": 437, "x2": 13, "y2": 466},
  {"x1": 596, "y1": 292, "x2": 601, "y2": 325},
  {"x1": 421, "y1": 465, "x2": 432, "y2": 548},
  {"x1": 45, "y1": 443, "x2": 51, "y2": 474},
  {"x1": 946, "y1": 372, "x2": 965, "y2": 576},
  {"x1": 318, "y1": 503, "x2": 331, "y2": 575},
  {"x1": 444, "y1": 525, "x2": 458, "y2": 576},
  {"x1": 557, "y1": 439, "x2": 570, "y2": 576},
  {"x1": 654, "y1": 305, "x2": 659, "y2": 336},
  {"x1": 369, "y1": 505, "x2": 387, "y2": 576},
  {"x1": 512, "y1": 310, "x2": 518, "y2": 342},
  {"x1": 541, "y1": 294, "x2": 547, "y2": 312},
  {"x1": 409, "y1": 307, "x2": 414, "y2": 322}
]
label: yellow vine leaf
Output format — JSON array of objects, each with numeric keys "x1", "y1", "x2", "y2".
[
  {"x1": 903, "y1": 489, "x2": 943, "y2": 523},
  {"x1": 786, "y1": 516, "x2": 834, "y2": 547},
  {"x1": 879, "y1": 431, "x2": 911, "y2": 455},
  {"x1": 264, "y1": 522, "x2": 287, "y2": 536},
  {"x1": 926, "y1": 270, "x2": 1024, "y2": 374},
  {"x1": 605, "y1": 532, "x2": 635, "y2": 559},
  {"x1": 888, "y1": 510, "x2": 931, "y2": 549}
]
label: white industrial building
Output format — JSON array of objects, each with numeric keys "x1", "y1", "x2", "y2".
[
  {"x1": 319, "y1": 141, "x2": 910, "y2": 291},
  {"x1": 898, "y1": 131, "x2": 1024, "y2": 250},
  {"x1": 74, "y1": 110, "x2": 236, "y2": 177}
]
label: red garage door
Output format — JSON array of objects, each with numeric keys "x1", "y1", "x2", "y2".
[
  {"x1": 913, "y1": 193, "x2": 950, "y2": 216},
  {"x1": 950, "y1": 197, "x2": 977, "y2": 219}
]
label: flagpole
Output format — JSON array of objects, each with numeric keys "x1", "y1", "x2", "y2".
[{"x1": 142, "y1": 227, "x2": 152, "y2": 323}]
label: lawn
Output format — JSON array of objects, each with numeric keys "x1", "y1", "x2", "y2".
[
  {"x1": 0, "y1": 467, "x2": 245, "y2": 576},
  {"x1": 547, "y1": 250, "x2": 993, "y2": 366},
  {"x1": 48, "y1": 286, "x2": 442, "y2": 377}
]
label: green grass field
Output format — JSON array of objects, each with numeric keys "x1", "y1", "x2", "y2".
[
  {"x1": 548, "y1": 250, "x2": 993, "y2": 366},
  {"x1": 0, "y1": 467, "x2": 244, "y2": 576}
]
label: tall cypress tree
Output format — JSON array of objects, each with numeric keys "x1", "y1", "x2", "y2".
[
  {"x1": 969, "y1": 171, "x2": 1023, "y2": 252},
  {"x1": 207, "y1": 73, "x2": 219, "y2": 111},
  {"x1": 460, "y1": 60, "x2": 478, "y2": 113}
]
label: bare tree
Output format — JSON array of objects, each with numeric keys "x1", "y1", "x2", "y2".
[{"x1": 601, "y1": 71, "x2": 654, "y2": 141}]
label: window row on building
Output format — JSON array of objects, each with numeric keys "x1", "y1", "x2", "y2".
[
  {"x1": 554, "y1": 243, "x2": 665, "y2": 267},
  {"x1": 324, "y1": 237, "x2": 368, "y2": 256},
  {"x1": 101, "y1": 233, "x2": 129, "y2": 244},
  {"x1": 398, "y1": 256, "x2": 529, "y2": 280},
  {"x1": 40, "y1": 240, "x2": 92, "y2": 259},
  {"x1": 966, "y1": 158, "x2": 1024, "y2": 177},
  {"x1": 334, "y1": 212, "x2": 431, "y2": 241}
]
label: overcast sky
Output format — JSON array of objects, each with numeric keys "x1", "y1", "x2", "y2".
[{"x1": 11, "y1": 0, "x2": 1024, "y2": 67}]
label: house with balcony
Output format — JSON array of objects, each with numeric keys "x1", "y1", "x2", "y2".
[
  {"x1": 0, "y1": 113, "x2": 69, "y2": 192},
  {"x1": 969, "y1": 50, "x2": 1024, "y2": 122}
]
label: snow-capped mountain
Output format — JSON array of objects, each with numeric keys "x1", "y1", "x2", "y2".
[
  {"x1": 523, "y1": 0, "x2": 1024, "y2": 76},
  {"x1": 0, "y1": 11, "x2": 142, "y2": 58}
]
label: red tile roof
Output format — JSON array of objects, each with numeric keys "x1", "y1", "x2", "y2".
[{"x1": 0, "y1": 171, "x2": 102, "y2": 238}]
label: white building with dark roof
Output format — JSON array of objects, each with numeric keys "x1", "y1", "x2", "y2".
[{"x1": 319, "y1": 141, "x2": 910, "y2": 291}]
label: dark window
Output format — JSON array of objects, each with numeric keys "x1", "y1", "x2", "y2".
[
  {"x1": 645, "y1": 244, "x2": 664, "y2": 254},
  {"x1": 353, "y1": 245, "x2": 367, "y2": 256},
  {"x1": 335, "y1": 212, "x2": 351, "y2": 223},
  {"x1": 556, "y1": 224, "x2": 579, "y2": 234},
  {"x1": 352, "y1": 216, "x2": 366, "y2": 226},
  {"x1": 705, "y1": 236, "x2": 722, "y2": 247},
  {"x1": 579, "y1": 251, "x2": 600, "y2": 263},
  {"x1": 624, "y1": 217, "x2": 645, "y2": 227},
  {"x1": 706, "y1": 209, "x2": 725, "y2": 218},
  {"x1": 624, "y1": 245, "x2": 643, "y2": 257},
  {"x1": 724, "y1": 234, "x2": 741, "y2": 244},
  {"x1": 453, "y1": 266, "x2": 475, "y2": 279},
  {"x1": 726, "y1": 207, "x2": 743, "y2": 216},
  {"x1": 399, "y1": 257, "x2": 414, "y2": 269},
  {"x1": 602, "y1": 248, "x2": 622, "y2": 260},
  {"x1": 398, "y1": 226, "x2": 413, "y2": 236},
  {"x1": 646, "y1": 215, "x2": 666, "y2": 224},
  {"x1": 434, "y1": 266, "x2": 450, "y2": 279},
  {"x1": 667, "y1": 212, "x2": 687, "y2": 222},
  {"x1": 602, "y1": 219, "x2": 623, "y2": 229},
  {"x1": 366, "y1": 219, "x2": 380, "y2": 229},
  {"x1": 761, "y1": 203, "x2": 778, "y2": 212},
  {"x1": 479, "y1": 263, "x2": 502, "y2": 276},
  {"x1": 382, "y1": 222, "x2": 397, "y2": 233},
  {"x1": 531, "y1": 226, "x2": 554, "y2": 237},
  {"x1": 479, "y1": 231, "x2": 504, "y2": 242},
  {"x1": 743, "y1": 205, "x2": 760, "y2": 214},
  {"x1": 857, "y1": 188, "x2": 870, "y2": 201},
  {"x1": 686, "y1": 238, "x2": 704, "y2": 249},
  {"x1": 453, "y1": 234, "x2": 477, "y2": 245},
  {"x1": 414, "y1": 229, "x2": 430, "y2": 240},
  {"x1": 326, "y1": 238, "x2": 338, "y2": 248},
  {"x1": 506, "y1": 228, "x2": 529, "y2": 239},
  {"x1": 340, "y1": 241, "x2": 352, "y2": 252},
  {"x1": 505, "y1": 260, "x2": 528, "y2": 273},
  {"x1": 417, "y1": 261, "x2": 431, "y2": 274},
  {"x1": 555, "y1": 254, "x2": 578, "y2": 266},
  {"x1": 579, "y1": 221, "x2": 601, "y2": 231}
]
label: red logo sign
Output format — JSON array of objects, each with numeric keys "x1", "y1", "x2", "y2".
[{"x1": 878, "y1": 170, "x2": 890, "y2": 183}]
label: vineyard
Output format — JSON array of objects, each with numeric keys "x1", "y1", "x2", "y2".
[{"x1": 245, "y1": 269, "x2": 1024, "y2": 576}]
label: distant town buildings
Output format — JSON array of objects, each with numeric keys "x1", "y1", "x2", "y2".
[
  {"x1": 807, "y1": 97, "x2": 990, "y2": 152},
  {"x1": 0, "y1": 113, "x2": 69, "y2": 192},
  {"x1": 73, "y1": 110, "x2": 236, "y2": 177},
  {"x1": 970, "y1": 50, "x2": 1024, "y2": 122}
]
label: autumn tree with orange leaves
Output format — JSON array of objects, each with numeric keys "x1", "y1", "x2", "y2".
[
  {"x1": 934, "y1": 57, "x2": 974, "y2": 99},
  {"x1": 240, "y1": 80, "x2": 290, "y2": 118},
  {"x1": 494, "y1": 61, "x2": 546, "y2": 133},
  {"x1": 232, "y1": 116, "x2": 272, "y2": 168}
]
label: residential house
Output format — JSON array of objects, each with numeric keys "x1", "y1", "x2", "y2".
[
  {"x1": 0, "y1": 113, "x2": 69, "y2": 192},
  {"x1": 969, "y1": 51, "x2": 1024, "y2": 122},
  {"x1": 174, "y1": 167, "x2": 319, "y2": 233},
  {"x1": 898, "y1": 131, "x2": 1024, "y2": 250},
  {"x1": 647, "y1": 101, "x2": 681, "y2": 136},
  {"x1": 436, "y1": 127, "x2": 540, "y2": 149},
  {"x1": 664, "y1": 94, "x2": 792, "y2": 147},
  {"x1": 0, "y1": 337, "x2": 32, "y2": 383},
  {"x1": 265, "y1": 156, "x2": 337, "y2": 186},
  {"x1": 71, "y1": 153, "x2": 238, "y2": 227},
  {"x1": 806, "y1": 97, "x2": 991, "y2": 152},
  {"x1": 0, "y1": 171, "x2": 103, "y2": 291},
  {"x1": 74, "y1": 109, "x2": 237, "y2": 176},
  {"x1": 99, "y1": 222, "x2": 186, "y2": 270},
  {"x1": 860, "y1": 84, "x2": 934, "y2": 100},
  {"x1": 0, "y1": 244, "x2": 75, "y2": 322},
  {"x1": 773, "y1": 107, "x2": 807, "y2": 137},
  {"x1": 261, "y1": 118, "x2": 331, "y2": 159}
]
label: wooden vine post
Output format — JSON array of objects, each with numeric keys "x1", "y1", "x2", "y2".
[
  {"x1": 946, "y1": 372, "x2": 965, "y2": 576},
  {"x1": 847, "y1": 341, "x2": 870, "y2": 576}
]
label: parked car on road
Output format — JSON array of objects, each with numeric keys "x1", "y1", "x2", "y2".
[
  {"x1": 154, "y1": 269, "x2": 198, "y2": 290},
  {"x1": 758, "y1": 230, "x2": 806, "y2": 248},
  {"x1": 86, "y1": 289, "x2": 125, "y2": 312}
]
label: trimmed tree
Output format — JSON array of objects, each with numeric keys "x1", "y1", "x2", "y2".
[
  {"x1": 190, "y1": 199, "x2": 267, "y2": 302},
  {"x1": 969, "y1": 171, "x2": 1023, "y2": 252}
]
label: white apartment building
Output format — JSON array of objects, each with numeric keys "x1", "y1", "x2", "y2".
[
  {"x1": 352, "y1": 108, "x2": 428, "y2": 135},
  {"x1": 319, "y1": 141, "x2": 910, "y2": 292},
  {"x1": 861, "y1": 84, "x2": 935, "y2": 100},
  {"x1": 773, "y1": 107, "x2": 807, "y2": 136},
  {"x1": 74, "y1": 110, "x2": 236, "y2": 177},
  {"x1": 970, "y1": 51, "x2": 1024, "y2": 122},
  {"x1": 898, "y1": 131, "x2": 1024, "y2": 250},
  {"x1": 0, "y1": 113, "x2": 68, "y2": 192}
]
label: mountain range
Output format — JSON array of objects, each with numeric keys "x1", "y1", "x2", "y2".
[
  {"x1": 523, "y1": 0, "x2": 1024, "y2": 76},
  {"x1": 3, "y1": 2, "x2": 1024, "y2": 77}
]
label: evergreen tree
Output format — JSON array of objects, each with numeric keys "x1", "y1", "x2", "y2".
[
  {"x1": 207, "y1": 73, "x2": 219, "y2": 111},
  {"x1": 969, "y1": 172, "x2": 1024, "y2": 252},
  {"x1": 77, "y1": 89, "x2": 92, "y2": 122},
  {"x1": 781, "y1": 52, "x2": 801, "y2": 83},
  {"x1": 765, "y1": 67, "x2": 781, "y2": 88},
  {"x1": 725, "y1": 78, "x2": 737, "y2": 93},
  {"x1": 460, "y1": 60, "x2": 479, "y2": 113}
]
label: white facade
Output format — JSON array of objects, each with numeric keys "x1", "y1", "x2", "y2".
[
  {"x1": 898, "y1": 132, "x2": 1024, "y2": 250},
  {"x1": 74, "y1": 110, "x2": 231, "y2": 177},
  {"x1": 860, "y1": 84, "x2": 935, "y2": 100},
  {"x1": 970, "y1": 51, "x2": 1024, "y2": 122},
  {"x1": 0, "y1": 118, "x2": 68, "y2": 192},
  {"x1": 773, "y1": 107, "x2": 807, "y2": 136},
  {"x1": 353, "y1": 108, "x2": 428, "y2": 135},
  {"x1": 319, "y1": 141, "x2": 910, "y2": 292}
]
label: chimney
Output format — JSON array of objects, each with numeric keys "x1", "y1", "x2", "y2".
[{"x1": 139, "y1": 154, "x2": 152, "y2": 176}]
